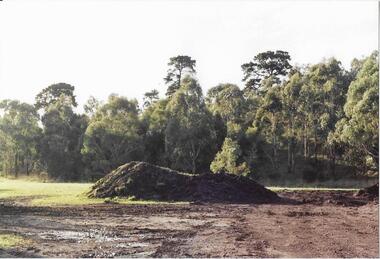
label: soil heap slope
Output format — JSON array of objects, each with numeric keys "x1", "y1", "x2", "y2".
[{"x1": 88, "y1": 161, "x2": 278, "y2": 203}]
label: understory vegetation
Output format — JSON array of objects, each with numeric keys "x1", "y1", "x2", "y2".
[{"x1": 0, "y1": 50, "x2": 378, "y2": 185}]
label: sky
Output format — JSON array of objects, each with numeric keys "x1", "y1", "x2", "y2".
[{"x1": 0, "y1": 0, "x2": 378, "y2": 111}]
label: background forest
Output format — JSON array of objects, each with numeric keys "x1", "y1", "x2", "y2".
[{"x1": 0, "y1": 50, "x2": 378, "y2": 185}]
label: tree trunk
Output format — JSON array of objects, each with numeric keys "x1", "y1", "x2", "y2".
[
  {"x1": 178, "y1": 69, "x2": 182, "y2": 89},
  {"x1": 14, "y1": 152, "x2": 18, "y2": 178},
  {"x1": 191, "y1": 158, "x2": 196, "y2": 174},
  {"x1": 273, "y1": 135, "x2": 278, "y2": 170},
  {"x1": 287, "y1": 139, "x2": 292, "y2": 174},
  {"x1": 26, "y1": 160, "x2": 29, "y2": 176},
  {"x1": 303, "y1": 123, "x2": 308, "y2": 158},
  {"x1": 272, "y1": 116, "x2": 278, "y2": 170},
  {"x1": 291, "y1": 146, "x2": 296, "y2": 173},
  {"x1": 287, "y1": 118, "x2": 296, "y2": 174},
  {"x1": 314, "y1": 130, "x2": 318, "y2": 164}
]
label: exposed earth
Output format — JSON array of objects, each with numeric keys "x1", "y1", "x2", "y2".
[
  {"x1": 88, "y1": 161, "x2": 278, "y2": 203},
  {"x1": 0, "y1": 190, "x2": 378, "y2": 258}
]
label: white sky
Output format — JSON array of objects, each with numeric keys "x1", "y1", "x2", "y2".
[{"x1": 0, "y1": 0, "x2": 378, "y2": 111}]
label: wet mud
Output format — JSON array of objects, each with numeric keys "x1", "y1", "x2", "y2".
[{"x1": 0, "y1": 190, "x2": 378, "y2": 257}]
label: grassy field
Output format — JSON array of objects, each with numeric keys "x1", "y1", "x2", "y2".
[
  {"x1": 0, "y1": 177, "x2": 362, "y2": 206},
  {"x1": 259, "y1": 177, "x2": 377, "y2": 189},
  {"x1": 0, "y1": 178, "x2": 188, "y2": 206}
]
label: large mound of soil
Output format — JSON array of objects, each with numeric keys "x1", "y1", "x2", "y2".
[{"x1": 88, "y1": 161, "x2": 278, "y2": 203}]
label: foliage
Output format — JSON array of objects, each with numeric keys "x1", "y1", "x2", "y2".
[
  {"x1": 335, "y1": 52, "x2": 379, "y2": 168},
  {"x1": 81, "y1": 95, "x2": 143, "y2": 179},
  {"x1": 0, "y1": 100, "x2": 42, "y2": 177},
  {"x1": 39, "y1": 96, "x2": 87, "y2": 181},
  {"x1": 210, "y1": 138, "x2": 249, "y2": 175},
  {"x1": 164, "y1": 55, "x2": 196, "y2": 97},
  {"x1": 206, "y1": 83, "x2": 247, "y2": 124},
  {"x1": 165, "y1": 76, "x2": 216, "y2": 173},
  {"x1": 0, "y1": 51, "x2": 377, "y2": 184},
  {"x1": 242, "y1": 50, "x2": 292, "y2": 93},
  {"x1": 140, "y1": 99, "x2": 169, "y2": 166},
  {"x1": 83, "y1": 96, "x2": 101, "y2": 118},
  {"x1": 35, "y1": 82, "x2": 77, "y2": 110},
  {"x1": 143, "y1": 89, "x2": 159, "y2": 108}
]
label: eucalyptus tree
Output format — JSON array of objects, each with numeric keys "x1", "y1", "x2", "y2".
[
  {"x1": 206, "y1": 83, "x2": 247, "y2": 124},
  {"x1": 301, "y1": 58, "x2": 349, "y2": 169},
  {"x1": 254, "y1": 81, "x2": 283, "y2": 170},
  {"x1": 165, "y1": 76, "x2": 216, "y2": 173},
  {"x1": 143, "y1": 89, "x2": 159, "y2": 108},
  {"x1": 141, "y1": 98, "x2": 169, "y2": 166},
  {"x1": 35, "y1": 83, "x2": 77, "y2": 110},
  {"x1": 83, "y1": 96, "x2": 101, "y2": 118},
  {"x1": 81, "y1": 95, "x2": 143, "y2": 179},
  {"x1": 281, "y1": 71, "x2": 303, "y2": 173},
  {"x1": 0, "y1": 100, "x2": 42, "y2": 177},
  {"x1": 39, "y1": 96, "x2": 87, "y2": 180},
  {"x1": 335, "y1": 52, "x2": 379, "y2": 169}
]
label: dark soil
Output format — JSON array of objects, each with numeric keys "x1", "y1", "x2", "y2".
[
  {"x1": 356, "y1": 182, "x2": 379, "y2": 199},
  {"x1": 88, "y1": 161, "x2": 278, "y2": 203},
  {"x1": 0, "y1": 191, "x2": 378, "y2": 258}
]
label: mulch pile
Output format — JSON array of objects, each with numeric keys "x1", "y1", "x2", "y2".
[
  {"x1": 355, "y1": 183, "x2": 379, "y2": 199},
  {"x1": 88, "y1": 161, "x2": 279, "y2": 203}
]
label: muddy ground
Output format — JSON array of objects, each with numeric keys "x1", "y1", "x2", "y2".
[{"x1": 0, "y1": 191, "x2": 378, "y2": 258}]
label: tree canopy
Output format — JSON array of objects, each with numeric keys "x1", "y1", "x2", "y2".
[
  {"x1": 35, "y1": 83, "x2": 77, "y2": 110},
  {"x1": 242, "y1": 50, "x2": 292, "y2": 93},
  {"x1": 0, "y1": 51, "x2": 377, "y2": 183},
  {"x1": 164, "y1": 55, "x2": 196, "y2": 97}
]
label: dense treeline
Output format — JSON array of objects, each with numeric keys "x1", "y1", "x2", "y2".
[{"x1": 0, "y1": 50, "x2": 378, "y2": 182}]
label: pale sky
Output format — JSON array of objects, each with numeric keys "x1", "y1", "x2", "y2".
[{"x1": 0, "y1": 0, "x2": 378, "y2": 111}]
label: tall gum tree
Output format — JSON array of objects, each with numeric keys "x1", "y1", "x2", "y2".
[
  {"x1": 0, "y1": 100, "x2": 42, "y2": 177},
  {"x1": 82, "y1": 95, "x2": 143, "y2": 179},
  {"x1": 335, "y1": 52, "x2": 379, "y2": 170},
  {"x1": 165, "y1": 76, "x2": 216, "y2": 173}
]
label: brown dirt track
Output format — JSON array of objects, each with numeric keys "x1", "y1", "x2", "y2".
[{"x1": 0, "y1": 191, "x2": 378, "y2": 258}]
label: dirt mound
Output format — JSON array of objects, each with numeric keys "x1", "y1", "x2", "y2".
[
  {"x1": 355, "y1": 183, "x2": 379, "y2": 199},
  {"x1": 88, "y1": 161, "x2": 278, "y2": 203}
]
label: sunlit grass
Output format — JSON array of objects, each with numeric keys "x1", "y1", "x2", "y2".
[
  {"x1": 262, "y1": 177, "x2": 375, "y2": 190},
  {"x1": 0, "y1": 178, "x2": 187, "y2": 206},
  {"x1": 268, "y1": 187, "x2": 359, "y2": 192},
  {"x1": 0, "y1": 234, "x2": 27, "y2": 249},
  {"x1": 0, "y1": 177, "x2": 364, "y2": 206}
]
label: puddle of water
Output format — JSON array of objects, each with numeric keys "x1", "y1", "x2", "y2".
[
  {"x1": 128, "y1": 251, "x2": 156, "y2": 257},
  {"x1": 33, "y1": 229, "x2": 151, "y2": 249},
  {"x1": 39, "y1": 230, "x2": 87, "y2": 240},
  {"x1": 116, "y1": 242, "x2": 149, "y2": 248}
]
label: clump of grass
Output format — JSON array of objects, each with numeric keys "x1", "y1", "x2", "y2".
[
  {"x1": 104, "y1": 197, "x2": 119, "y2": 204},
  {"x1": 0, "y1": 234, "x2": 26, "y2": 249}
]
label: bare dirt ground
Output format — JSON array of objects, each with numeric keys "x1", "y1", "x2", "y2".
[{"x1": 0, "y1": 191, "x2": 378, "y2": 258}]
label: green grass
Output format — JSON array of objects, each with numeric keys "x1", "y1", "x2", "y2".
[
  {"x1": 0, "y1": 234, "x2": 27, "y2": 249},
  {"x1": 0, "y1": 177, "x2": 367, "y2": 206},
  {"x1": 0, "y1": 178, "x2": 186, "y2": 206},
  {"x1": 260, "y1": 177, "x2": 377, "y2": 189}
]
